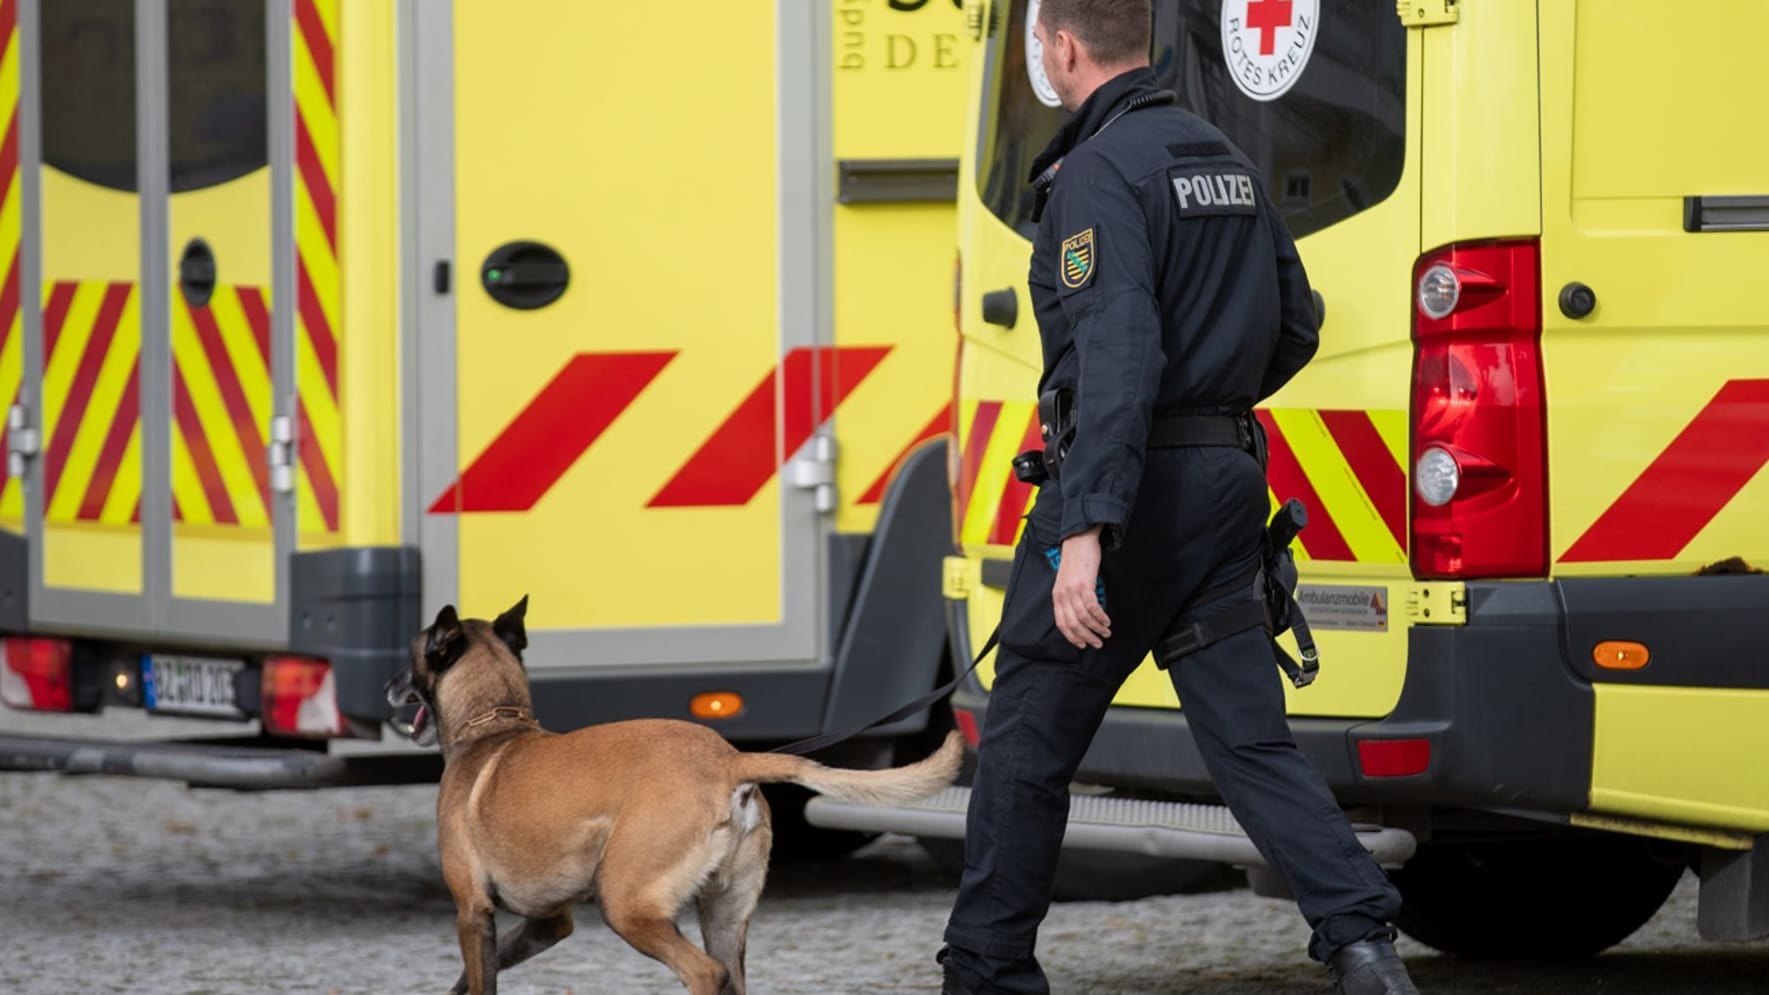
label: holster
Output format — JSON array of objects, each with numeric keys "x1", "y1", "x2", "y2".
[{"x1": 1038, "y1": 387, "x2": 1077, "y2": 480}]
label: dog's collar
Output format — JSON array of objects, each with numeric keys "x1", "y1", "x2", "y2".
[{"x1": 459, "y1": 706, "x2": 537, "y2": 731}]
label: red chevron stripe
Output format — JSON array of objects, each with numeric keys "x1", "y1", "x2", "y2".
[
  {"x1": 45, "y1": 282, "x2": 130, "y2": 504},
  {"x1": 954, "y1": 401, "x2": 1002, "y2": 524},
  {"x1": 988, "y1": 411, "x2": 1045, "y2": 545},
  {"x1": 857, "y1": 402, "x2": 952, "y2": 505},
  {"x1": 172, "y1": 368, "x2": 237, "y2": 525},
  {"x1": 295, "y1": 114, "x2": 337, "y2": 251},
  {"x1": 187, "y1": 297, "x2": 271, "y2": 517},
  {"x1": 0, "y1": 110, "x2": 17, "y2": 221},
  {"x1": 0, "y1": 253, "x2": 19, "y2": 359},
  {"x1": 0, "y1": 0, "x2": 17, "y2": 46},
  {"x1": 41, "y1": 281, "x2": 77, "y2": 362},
  {"x1": 237, "y1": 284, "x2": 271, "y2": 367},
  {"x1": 297, "y1": 260, "x2": 337, "y2": 396},
  {"x1": 294, "y1": 0, "x2": 336, "y2": 107},
  {"x1": 1319, "y1": 409, "x2": 1407, "y2": 551},
  {"x1": 78, "y1": 359, "x2": 138, "y2": 521},
  {"x1": 297, "y1": 398, "x2": 339, "y2": 530},
  {"x1": 1256, "y1": 410, "x2": 1354, "y2": 561},
  {"x1": 648, "y1": 346, "x2": 890, "y2": 508},
  {"x1": 1562, "y1": 379, "x2": 1769, "y2": 562},
  {"x1": 433, "y1": 351, "x2": 677, "y2": 514}
]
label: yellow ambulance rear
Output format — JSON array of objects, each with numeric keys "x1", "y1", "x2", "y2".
[
  {"x1": 0, "y1": 0, "x2": 970, "y2": 847},
  {"x1": 918, "y1": 0, "x2": 1769, "y2": 958}
]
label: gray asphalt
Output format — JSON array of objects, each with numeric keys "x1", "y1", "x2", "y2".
[{"x1": 3, "y1": 707, "x2": 1768, "y2": 994}]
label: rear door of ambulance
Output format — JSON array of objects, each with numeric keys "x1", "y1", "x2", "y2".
[
  {"x1": 411, "y1": 2, "x2": 966, "y2": 735},
  {"x1": 1537, "y1": 1, "x2": 1769, "y2": 830},
  {"x1": 955, "y1": 0, "x2": 1421, "y2": 722},
  {"x1": 20, "y1": 0, "x2": 320, "y2": 654}
]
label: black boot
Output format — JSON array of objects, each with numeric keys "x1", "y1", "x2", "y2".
[
  {"x1": 1328, "y1": 932, "x2": 1420, "y2": 995},
  {"x1": 936, "y1": 947, "x2": 979, "y2": 995}
]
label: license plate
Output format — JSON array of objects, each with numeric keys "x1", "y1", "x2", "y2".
[{"x1": 143, "y1": 655, "x2": 246, "y2": 718}]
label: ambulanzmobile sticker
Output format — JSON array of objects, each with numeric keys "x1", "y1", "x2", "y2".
[
  {"x1": 1295, "y1": 584, "x2": 1389, "y2": 633},
  {"x1": 1025, "y1": 0, "x2": 1062, "y2": 108},
  {"x1": 1220, "y1": 0, "x2": 1319, "y2": 102}
]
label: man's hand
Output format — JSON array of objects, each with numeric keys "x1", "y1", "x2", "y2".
[{"x1": 1053, "y1": 526, "x2": 1111, "y2": 650}]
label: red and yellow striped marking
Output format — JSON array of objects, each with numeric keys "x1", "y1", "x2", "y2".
[
  {"x1": 294, "y1": 0, "x2": 341, "y2": 535},
  {"x1": 170, "y1": 287, "x2": 274, "y2": 527},
  {"x1": 952, "y1": 402, "x2": 1409, "y2": 561},
  {"x1": 0, "y1": 0, "x2": 20, "y2": 526},
  {"x1": 431, "y1": 346, "x2": 930, "y2": 514},
  {"x1": 39, "y1": 281, "x2": 140, "y2": 525}
]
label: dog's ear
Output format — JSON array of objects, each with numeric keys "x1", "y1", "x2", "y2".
[
  {"x1": 493, "y1": 595, "x2": 529, "y2": 659},
  {"x1": 425, "y1": 604, "x2": 466, "y2": 671}
]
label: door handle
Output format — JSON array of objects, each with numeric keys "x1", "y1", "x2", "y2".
[
  {"x1": 481, "y1": 241, "x2": 570, "y2": 310},
  {"x1": 179, "y1": 238, "x2": 216, "y2": 307}
]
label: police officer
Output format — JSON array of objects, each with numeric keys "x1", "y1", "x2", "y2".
[{"x1": 937, "y1": 3, "x2": 1419, "y2": 994}]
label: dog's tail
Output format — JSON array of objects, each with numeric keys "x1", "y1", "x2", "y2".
[{"x1": 729, "y1": 731, "x2": 964, "y2": 807}]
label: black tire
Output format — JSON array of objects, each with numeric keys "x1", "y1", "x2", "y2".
[
  {"x1": 1391, "y1": 833, "x2": 1688, "y2": 960},
  {"x1": 761, "y1": 783, "x2": 879, "y2": 863},
  {"x1": 918, "y1": 837, "x2": 1237, "y2": 901}
]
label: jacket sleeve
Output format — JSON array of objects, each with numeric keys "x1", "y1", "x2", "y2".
[
  {"x1": 1045, "y1": 161, "x2": 1164, "y2": 549},
  {"x1": 1257, "y1": 195, "x2": 1320, "y2": 401}
]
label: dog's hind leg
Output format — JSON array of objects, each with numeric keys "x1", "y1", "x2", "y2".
[
  {"x1": 698, "y1": 821, "x2": 770, "y2": 995},
  {"x1": 602, "y1": 906, "x2": 728, "y2": 995},
  {"x1": 452, "y1": 906, "x2": 498, "y2": 995},
  {"x1": 450, "y1": 912, "x2": 574, "y2": 994}
]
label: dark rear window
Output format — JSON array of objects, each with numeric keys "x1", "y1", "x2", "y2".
[
  {"x1": 42, "y1": 0, "x2": 266, "y2": 194},
  {"x1": 976, "y1": 0, "x2": 1407, "y2": 240}
]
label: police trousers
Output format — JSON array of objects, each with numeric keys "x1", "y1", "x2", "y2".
[{"x1": 941, "y1": 446, "x2": 1401, "y2": 995}]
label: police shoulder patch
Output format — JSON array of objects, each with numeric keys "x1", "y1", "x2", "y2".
[{"x1": 1059, "y1": 228, "x2": 1096, "y2": 289}]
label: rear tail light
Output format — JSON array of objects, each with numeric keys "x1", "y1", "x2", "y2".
[
  {"x1": 953, "y1": 708, "x2": 981, "y2": 748},
  {"x1": 1410, "y1": 239, "x2": 1548, "y2": 579},
  {"x1": 261, "y1": 656, "x2": 343, "y2": 738},
  {"x1": 0, "y1": 637, "x2": 75, "y2": 712},
  {"x1": 1357, "y1": 738, "x2": 1432, "y2": 778}
]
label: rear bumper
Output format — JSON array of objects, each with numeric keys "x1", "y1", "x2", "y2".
[
  {"x1": 0, "y1": 732, "x2": 347, "y2": 788},
  {"x1": 948, "y1": 573, "x2": 1769, "y2": 816}
]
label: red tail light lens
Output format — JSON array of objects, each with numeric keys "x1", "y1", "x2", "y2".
[
  {"x1": 261, "y1": 656, "x2": 343, "y2": 738},
  {"x1": 0, "y1": 637, "x2": 75, "y2": 712},
  {"x1": 1410, "y1": 239, "x2": 1548, "y2": 579},
  {"x1": 1357, "y1": 738, "x2": 1432, "y2": 778}
]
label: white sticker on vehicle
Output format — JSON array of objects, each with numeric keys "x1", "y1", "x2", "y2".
[
  {"x1": 1025, "y1": 0, "x2": 1063, "y2": 108},
  {"x1": 1295, "y1": 584, "x2": 1389, "y2": 632},
  {"x1": 1220, "y1": 0, "x2": 1319, "y2": 102}
]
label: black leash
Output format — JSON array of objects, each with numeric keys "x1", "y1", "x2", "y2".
[{"x1": 770, "y1": 628, "x2": 999, "y2": 757}]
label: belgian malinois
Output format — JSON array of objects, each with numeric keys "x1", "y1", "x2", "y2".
[{"x1": 385, "y1": 598, "x2": 964, "y2": 995}]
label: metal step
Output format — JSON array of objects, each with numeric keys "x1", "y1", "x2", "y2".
[
  {"x1": 806, "y1": 786, "x2": 1417, "y2": 868},
  {"x1": 0, "y1": 734, "x2": 348, "y2": 789}
]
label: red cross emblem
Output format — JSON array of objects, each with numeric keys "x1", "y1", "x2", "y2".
[{"x1": 1245, "y1": 0, "x2": 1293, "y2": 56}]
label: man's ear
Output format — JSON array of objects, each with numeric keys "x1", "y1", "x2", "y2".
[
  {"x1": 493, "y1": 595, "x2": 529, "y2": 659},
  {"x1": 425, "y1": 604, "x2": 466, "y2": 671}
]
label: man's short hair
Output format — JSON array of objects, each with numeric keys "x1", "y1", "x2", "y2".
[{"x1": 1037, "y1": 0, "x2": 1152, "y2": 67}]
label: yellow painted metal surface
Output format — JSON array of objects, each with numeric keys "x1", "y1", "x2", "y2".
[
  {"x1": 293, "y1": 0, "x2": 345, "y2": 549},
  {"x1": 336, "y1": 0, "x2": 400, "y2": 547},
  {"x1": 0, "y1": 13, "x2": 22, "y2": 531},
  {"x1": 39, "y1": 169, "x2": 143, "y2": 591},
  {"x1": 1539, "y1": 0, "x2": 1769, "y2": 575},
  {"x1": 830, "y1": 0, "x2": 967, "y2": 535},
  {"x1": 1417, "y1": 0, "x2": 1538, "y2": 250},
  {"x1": 449, "y1": 1, "x2": 784, "y2": 629},
  {"x1": 168, "y1": 161, "x2": 274, "y2": 603},
  {"x1": 1591, "y1": 684, "x2": 1769, "y2": 833}
]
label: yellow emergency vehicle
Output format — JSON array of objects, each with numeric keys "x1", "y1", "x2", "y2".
[
  {"x1": 811, "y1": 0, "x2": 1769, "y2": 958},
  {"x1": 0, "y1": 0, "x2": 970, "y2": 844}
]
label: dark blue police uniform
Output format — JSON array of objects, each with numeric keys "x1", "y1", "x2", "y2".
[{"x1": 940, "y1": 67, "x2": 1405, "y2": 995}]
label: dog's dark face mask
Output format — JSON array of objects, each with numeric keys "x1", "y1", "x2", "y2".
[{"x1": 385, "y1": 597, "x2": 528, "y2": 747}]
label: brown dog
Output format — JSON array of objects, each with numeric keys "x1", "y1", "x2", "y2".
[{"x1": 385, "y1": 598, "x2": 964, "y2": 995}]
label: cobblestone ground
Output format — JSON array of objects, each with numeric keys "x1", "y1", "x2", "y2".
[{"x1": 3, "y1": 708, "x2": 1767, "y2": 994}]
